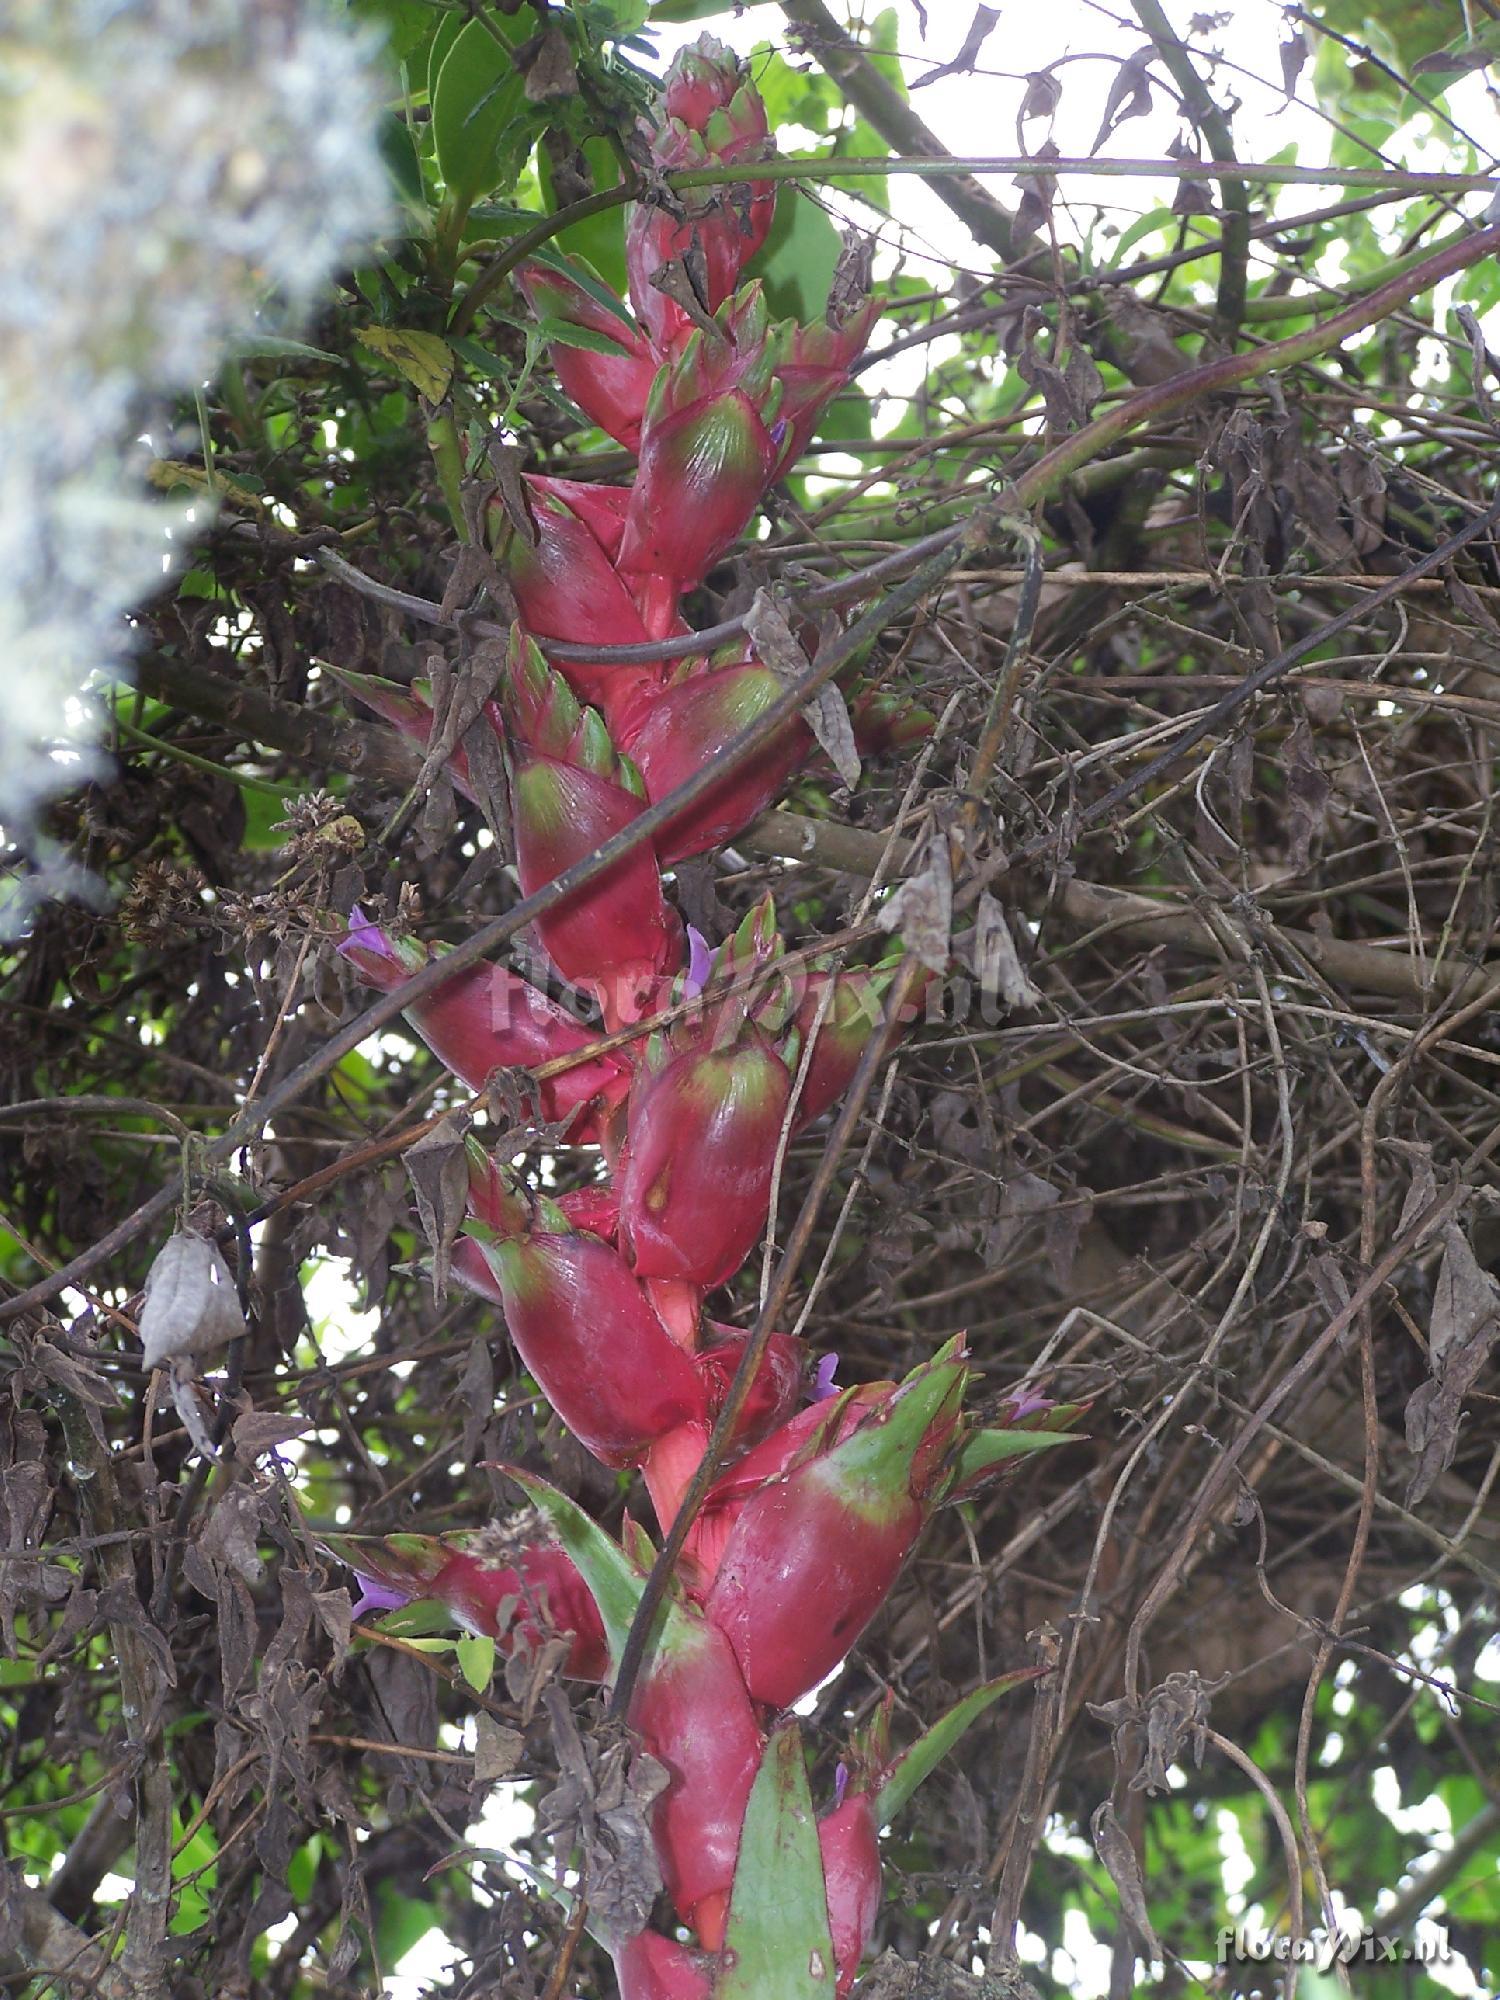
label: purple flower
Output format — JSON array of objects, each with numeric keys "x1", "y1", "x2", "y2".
[
  {"x1": 349, "y1": 1572, "x2": 413, "y2": 1621},
  {"x1": 812, "y1": 1352, "x2": 840, "y2": 1402},
  {"x1": 1004, "y1": 1390, "x2": 1054, "y2": 1423},
  {"x1": 833, "y1": 1760, "x2": 850, "y2": 1808},
  {"x1": 341, "y1": 904, "x2": 394, "y2": 963},
  {"x1": 684, "y1": 924, "x2": 712, "y2": 999}
]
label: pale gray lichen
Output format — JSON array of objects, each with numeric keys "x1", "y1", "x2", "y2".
[{"x1": 0, "y1": 0, "x2": 391, "y2": 873}]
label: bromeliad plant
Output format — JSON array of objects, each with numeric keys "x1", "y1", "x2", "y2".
[{"x1": 329, "y1": 39, "x2": 1073, "y2": 1997}]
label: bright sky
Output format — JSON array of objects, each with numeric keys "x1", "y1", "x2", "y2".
[{"x1": 360, "y1": 4, "x2": 1499, "y2": 1992}]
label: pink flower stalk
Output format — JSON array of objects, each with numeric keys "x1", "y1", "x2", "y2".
[
  {"x1": 499, "y1": 630, "x2": 680, "y2": 1023},
  {"x1": 624, "y1": 38, "x2": 777, "y2": 353},
  {"x1": 514, "y1": 261, "x2": 658, "y2": 451},
  {"x1": 617, "y1": 1023, "x2": 793, "y2": 1287},
  {"x1": 325, "y1": 1525, "x2": 610, "y2": 1682},
  {"x1": 338, "y1": 913, "x2": 628, "y2": 1134},
  {"x1": 469, "y1": 1181, "x2": 709, "y2": 1468}
]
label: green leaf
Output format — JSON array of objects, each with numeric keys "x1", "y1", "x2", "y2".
[
  {"x1": 950, "y1": 1426, "x2": 1078, "y2": 1488},
  {"x1": 447, "y1": 335, "x2": 516, "y2": 381},
  {"x1": 757, "y1": 189, "x2": 842, "y2": 324},
  {"x1": 357, "y1": 326, "x2": 454, "y2": 402},
  {"x1": 374, "y1": 1886, "x2": 437, "y2": 1970},
  {"x1": 651, "y1": 0, "x2": 776, "y2": 18},
  {"x1": 874, "y1": 1672, "x2": 1039, "y2": 1831},
  {"x1": 534, "y1": 314, "x2": 634, "y2": 358},
  {"x1": 456, "y1": 1632, "x2": 496, "y2": 1692},
  {"x1": 537, "y1": 137, "x2": 629, "y2": 294},
  {"x1": 348, "y1": 0, "x2": 436, "y2": 67},
  {"x1": 431, "y1": 17, "x2": 529, "y2": 205},
  {"x1": 226, "y1": 334, "x2": 340, "y2": 365},
  {"x1": 720, "y1": 1730, "x2": 837, "y2": 2000}
]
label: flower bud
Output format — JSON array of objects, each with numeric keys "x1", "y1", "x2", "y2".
[
  {"x1": 617, "y1": 342, "x2": 782, "y2": 596},
  {"x1": 703, "y1": 1349, "x2": 969, "y2": 1706},
  {"x1": 613, "y1": 1930, "x2": 713, "y2": 2000},
  {"x1": 469, "y1": 1184, "x2": 708, "y2": 1467},
  {"x1": 618, "y1": 1027, "x2": 792, "y2": 1286},
  {"x1": 514, "y1": 261, "x2": 657, "y2": 450},
  {"x1": 325, "y1": 1522, "x2": 609, "y2": 1681},
  {"x1": 819, "y1": 1794, "x2": 881, "y2": 1997},
  {"x1": 488, "y1": 480, "x2": 669, "y2": 737},
  {"x1": 631, "y1": 1602, "x2": 764, "y2": 1947},
  {"x1": 617, "y1": 655, "x2": 813, "y2": 864},
  {"x1": 625, "y1": 37, "x2": 776, "y2": 350},
  {"x1": 338, "y1": 912, "x2": 629, "y2": 1133},
  {"x1": 500, "y1": 630, "x2": 679, "y2": 1023}
]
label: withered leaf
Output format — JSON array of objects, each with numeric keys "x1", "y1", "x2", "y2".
[
  {"x1": 1405, "y1": 1222, "x2": 1500, "y2": 1506},
  {"x1": 404, "y1": 1107, "x2": 474, "y2": 1297},
  {"x1": 1279, "y1": 27, "x2": 1309, "y2": 99},
  {"x1": 1089, "y1": 1799, "x2": 1161, "y2": 1960},
  {"x1": 1283, "y1": 714, "x2": 1331, "y2": 875},
  {"x1": 1020, "y1": 68, "x2": 1062, "y2": 122},
  {"x1": 230, "y1": 1408, "x2": 310, "y2": 1460},
  {"x1": 973, "y1": 892, "x2": 1040, "y2": 1011},
  {"x1": 984, "y1": 1173, "x2": 1058, "y2": 1269},
  {"x1": 1013, "y1": 140, "x2": 1060, "y2": 246},
  {"x1": 910, "y1": 4, "x2": 1000, "y2": 88},
  {"x1": 518, "y1": 20, "x2": 576, "y2": 101},
  {"x1": 198, "y1": 1482, "x2": 266, "y2": 1585},
  {"x1": 878, "y1": 830, "x2": 953, "y2": 973},
  {"x1": 1091, "y1": 47, "x2": 1155, "y2": 157},
  {"x1": 458, "y1": 1338, "x2": 495, "y2": 1465},
  {"x1": 746, "y1": 589, "x2": 861, "y2": 791},
  {"x1": 476, "y1": 1713, "x2": 524, "y2": 1783}
]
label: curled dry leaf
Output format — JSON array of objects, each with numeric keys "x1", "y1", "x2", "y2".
[
  {"x1": 1405, "y1": 1222, "x2": 1500, "y2": 1506},
  {"x1": 973, "y1": 892, "x2": 1040, "y2": 1011},
  {"x1": 138, "y1": 1230, "x2": 244, "y2": 1371},
  {"x1": 877, "y1": 831, "x2": 953, "y2": 973},
  {"x1": 1088, "y1": 1798, "x2": 1162, "y2": 1961},
  {"x1": 746, "y1": 589, "x2": 860, "y2": 791}
]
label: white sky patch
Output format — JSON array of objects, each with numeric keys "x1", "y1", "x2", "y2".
[{"x1": 301, "y1": 1250, "x2": 382, "y2": 1361}]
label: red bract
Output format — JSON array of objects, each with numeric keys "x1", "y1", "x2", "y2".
[
  {"x1": 625, "y1": 38, "x2": 776, "y2": 352},
  {"x1": 703, "y1": 1351, "x2": 968, "y2": 1706},
  {"x1": 327, "y1": 666, "x2": 504, "y2": 802},
  {"x1": 514, "y1": 262, "x2": 657, "y2": 452},
  {"x1": 324, "y1": 1524, "x2": 609, "y2": 1681},
  {"x1": 629, "y1": 1603, "x2": 764, "y2": 1947},
  {"x1": 618, "y1": 653, "x2": 813, "y2": 864},
  {"x1": 613, "y1": 1931, "x2": 713, "y2": 2000},
  {"x1": 470, "y1": 1189, "x2": 708, "y2": 1468},
  {"x1": 338, "y1": 915, "x2": 627, "y2": 1134},
  {"x1": 819, "y1": 1794, "x2": 882, "y2": 1997},
  {"x1": 500, "y1": 630, "x2": 679, "y2": 1023},
  {"x1": 790, "y1": 962, "x2": 895, "y2": 1130},
  {"x1": 642, "y1": 1327, "x2": 805, "y2": 1536},
  {"x1": 616, "y1": 304, "x2": 783, "y2": 600},
  {"x1": 771, "y1": 290, "x2": 883, "y2": 471},
  {"x1": 618, "y1": 1027, "x2": 792, "y2": 1286},
  {"x1": 490, "y1": 480, "x2": 669, "y2": 736}
]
